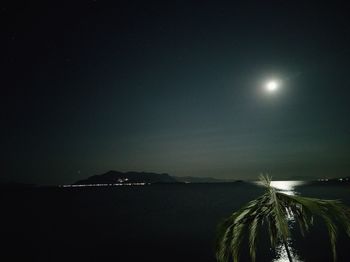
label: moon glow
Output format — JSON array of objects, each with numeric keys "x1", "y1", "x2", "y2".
[{"x1": 265, "y1": 80, "x2": 279, "y2": 93}]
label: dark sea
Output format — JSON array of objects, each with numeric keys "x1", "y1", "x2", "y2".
[{"x1": 1, "y1": 182, "x2": 349, "y2": 261}]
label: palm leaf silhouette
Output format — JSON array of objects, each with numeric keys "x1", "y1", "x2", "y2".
[{"x1": 216, "y1": 175, "x2": 350, "y2": 262}]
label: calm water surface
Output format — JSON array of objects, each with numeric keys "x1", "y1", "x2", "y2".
[{"x1": 1, "y1": 181, "x2": 349, "y2": 261}]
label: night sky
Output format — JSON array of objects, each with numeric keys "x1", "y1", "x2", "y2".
[{"x1": 2, "y1": 1, "x2": 350, "y2": 184}]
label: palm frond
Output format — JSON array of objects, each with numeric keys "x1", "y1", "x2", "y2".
[
  {"x1": 216, "y1": 175, "x2": 350, "y2": 262},
  {"x1": 259, "y1": 174, "x2": 271, "y2": 188},
  {"x1": 248, "y1": 217, "x2": 259, "y2": 262},
  {"x1": 216, "y1": 196, "x2": 265, "y2": 262},
  {"x1": 280, "y1": 193, "x2": 350, "y2": 262}
]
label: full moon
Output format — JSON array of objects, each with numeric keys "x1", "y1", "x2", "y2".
[{"x1": 265, "y1": 80, "x2": 279, "y2": 92}]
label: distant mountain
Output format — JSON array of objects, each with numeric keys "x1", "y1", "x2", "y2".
[
  {"x1": 74, "y1": 170, "x2": 178, "y2": 185},
  {"x1": 73, "y1": 170, "x2": 242, "y2": 186},
  {"x1": 173, "y1": 176, "x2": 237, "y2": 183}
]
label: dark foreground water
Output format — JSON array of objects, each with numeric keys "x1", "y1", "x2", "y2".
[{"x1": 1, "y1": 182, "x2": 349, "y2": 261}]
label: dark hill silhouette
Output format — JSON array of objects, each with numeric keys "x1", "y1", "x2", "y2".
[{"x1": 74, "y1": 170, "x2": 178, "y2": 185}]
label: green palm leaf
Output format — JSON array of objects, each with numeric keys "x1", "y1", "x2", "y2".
[{"x1": 216, "y1": 175, "x2": 350, "y2": 262}]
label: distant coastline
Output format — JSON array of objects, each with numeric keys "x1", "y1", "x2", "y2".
[{"x1": 1, "y1": 171, "x2": 349, "y2": 189}]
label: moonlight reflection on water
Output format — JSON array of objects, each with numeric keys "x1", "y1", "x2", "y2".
[
  {"x1": 270, "y1": 181, "x2": 306, "y2": 195},
  {"x1": 254, "y1": 180, "x2": 307, "y2": 262}
]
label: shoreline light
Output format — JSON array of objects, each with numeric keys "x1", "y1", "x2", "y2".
[{"x1": 59, "y1": 182, "x2": 148, "y2": 188}]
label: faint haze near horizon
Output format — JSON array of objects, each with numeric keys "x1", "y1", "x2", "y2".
[{"x1": 2, "y1": 1, "x2": 350, "y2": 184}]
